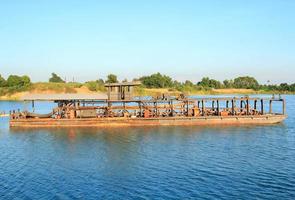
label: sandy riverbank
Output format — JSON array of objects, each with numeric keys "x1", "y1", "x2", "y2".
[{"x1": 0, "y1": 86, "x2": 100, "y2": 101}]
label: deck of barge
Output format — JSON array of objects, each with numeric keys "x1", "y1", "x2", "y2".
[{"x1": 10, "y1": 114, "x2": 286, "y2": 127}]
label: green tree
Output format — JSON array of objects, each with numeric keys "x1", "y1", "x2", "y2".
[
  {"x1": 22, "y1": 75, "x2": 31, "y2": 86},
  {"x1": 97, "y1": 78, "x2": 104, "y2": 84},
  {"x1": 106, "y1": 74, "x2": 118, "y2": 83},
  {"x1": 198, "y1": 77, "x2": 222, "y2": 89},
  {"x1": 49, "y1": 73, "x2": 65, "y2": 83},
  {"x1": 197, "y1": 77, "x2": 210, "y2": 87},
  {"x1": 233, "y1": 76, "x2": 259, "y2": 89},
  {"x1": 140, "y1": 73, "x2": 173, "y2": 88},
  {"x1": 279, "y1": 83, "x2": 290, "y2": 91},
  {"x1": 6, "y1": 75, "x2": 31, "y2": 87},
  {"x1": 85, "y1": 81, "x2": 97, "y2": 91},
  {"x1": 7, "y1": 75, "x2": 22, "y2": 87},
  {"x1": 85, "y1": 78, "x2": 106, "y2": 92},
  {"x1": 209, "y1": 79, "x2": 222, "y2": 89},
  {"x1": 184, "y1": 80, "x2": 194, "y2": 87},
  {"x1": 0, "y1": 74, "x2": 6, "y2": 87},
  {"x1": 223, "y1": 79, "x2": 234, "y2": 88}
]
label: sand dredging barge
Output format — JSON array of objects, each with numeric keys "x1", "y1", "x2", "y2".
[{"x1": 9, "y1": 82, "x2": 286, "y2": 127}]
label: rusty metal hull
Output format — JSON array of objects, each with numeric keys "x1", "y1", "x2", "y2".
[{"x1": 9, "y1": 114, "x2": 287, "y2": 127}]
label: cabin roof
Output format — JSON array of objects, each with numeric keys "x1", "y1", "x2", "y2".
[
  {"x1": 105, "y1": 81, "x2": 141, "y2": 87},
  {"x1": 21, "y1": 93, "x2": 108, "y2": 101}
]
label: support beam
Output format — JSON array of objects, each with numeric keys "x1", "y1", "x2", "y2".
[
  {"x1": 170, "y1": 100, "x2": 174, "y2": 117},
  {"x1": 202, "y1": 100, "x2": 205, "y2": 116},
  {"x1": 261, "y1": 99, "x2": 264, "y2": 115},
  {"x1": 32, "y1": 100, "x2": 35, "y2": 112},
  {"x1": 107, "y1": 86, "x2": 111, "y2": 100},
  {"x1": 107, "y1": 102, "x2": 112, "y2": 117},
  {"x1": 187, "y1": 100, "x2": 189, "y2": 116},
  {"x1": 139, "y1": 102, "x2": 142, "y2": 117},
  {"x1": 217, "y1": 100, "x2": 220, "y2": 115},
  {"x1": 269, "y1": 100, "x2": 272, "y2": 114},
  {"x1": 232, "y1": 100, "x2": 235, "y2": 115},
  {"x1": 154, "y1": 101, "x2": 158, "y2": 117},
  {"x1": 246, "y1": 99, "x2": 250, "y2": 115},
  {"x1": 283, "y1": 99, "x2": 286, "y2": 115},
  {"x1": 240, "y1": 100, "x2": 243, "y2": 112}
]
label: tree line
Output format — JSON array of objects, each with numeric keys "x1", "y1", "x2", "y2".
[
  {"x1": 0, "y1": 72, "x2": 295, "y2": 93},
  {"x1": 138, "y1": 73, "x2": 295, "y2": 92}
]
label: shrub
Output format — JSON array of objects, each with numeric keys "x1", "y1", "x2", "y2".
[{"x1": 49, "y1": 73, "x2": 65, "y2": 83}]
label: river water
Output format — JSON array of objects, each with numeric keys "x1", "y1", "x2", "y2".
[{"x1": 0, "y1": 95, "x2": 294, "y2": 199}]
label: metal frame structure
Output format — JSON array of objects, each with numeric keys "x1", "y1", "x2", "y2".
[{"x1": 10, "y1": 95, "x2": 286, "y2": 120}]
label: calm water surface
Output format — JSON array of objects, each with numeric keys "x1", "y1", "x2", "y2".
[{"x1": 0, "y1": 95, "x2": 295, "y2": 199}]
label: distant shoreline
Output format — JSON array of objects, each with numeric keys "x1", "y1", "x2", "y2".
[
  {"x1": 1, "y1": 74, "x2": 294, "y2": 101},
  {"x1": 1, "y1": 87, "x2": 293, "y2": 101}
]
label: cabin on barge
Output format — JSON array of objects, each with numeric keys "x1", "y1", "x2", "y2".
[{"x1": 9, "y1": 82, "x2": 287, "y2": 127}]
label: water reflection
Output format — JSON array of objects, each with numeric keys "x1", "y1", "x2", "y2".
[
  {"x1": 2, "y1": 121, "x2": 295, "y2": 199},
  {"x1": 9, "y1": 124, "x2": 287, "y2": 167},
  {"x1": 9, "y1": 124, "x2": 286, "y2": 138}
]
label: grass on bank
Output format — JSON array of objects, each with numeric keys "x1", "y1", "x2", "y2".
[{"x1": 30, "y1": 82, "x2": 84, "y2": 93}]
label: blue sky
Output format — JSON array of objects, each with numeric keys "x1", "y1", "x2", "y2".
[{"x1": 0, "y1": 0, "x2": 294, "y2": 84}]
